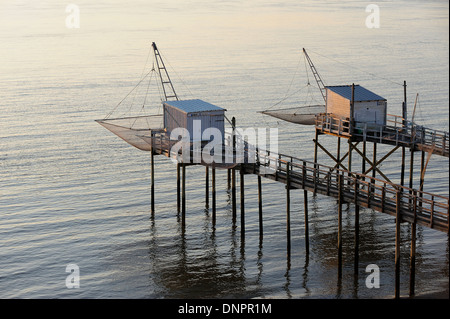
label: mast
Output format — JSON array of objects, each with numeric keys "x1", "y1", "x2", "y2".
[
  {"x1": 152, "y1": 42, "x2": 179, "y2": 101},
  {"x1": 303, "y1": 48, "x2": 326, "y2": 103}
]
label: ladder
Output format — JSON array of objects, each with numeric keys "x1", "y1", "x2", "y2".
[
  {"x1": 152, "y1": 42, "x2": 179, "y2": 101},
  {"x1": 303, "y1": 48, "x2": 326, "y2": 103}
]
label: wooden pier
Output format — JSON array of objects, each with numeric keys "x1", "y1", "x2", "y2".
[
  {"x1": 137, "y1": 119, "x2": 448, "y2": 298},
  {"x1": 98, "y1": 44, "x2": 449, "y2": 299},
  {"x1": 143, "y1": 129, "x2": 449, "y2": 234}
]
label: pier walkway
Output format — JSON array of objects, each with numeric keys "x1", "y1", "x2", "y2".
[
  {"x1": 315, "y1": 113, "x2": 449, "y2": 157},
  {"x1": 141, "y1": 130, "x2": 449, "y2": 233}
]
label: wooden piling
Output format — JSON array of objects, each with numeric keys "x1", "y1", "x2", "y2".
[
  {"x1": 338, "y1": 174, "x2": 343, "y2": 279},
  {"x1": 232, "y1": 168, "x2": 237, "y2": 224},
  {"x1": 205, "y1": 166, "x2": 209, "y2": 209},
  {"x1": 258, "y1": 174, "x2": 263, "y2": 238},
  {"x1": 348, "y1": 140, "x2": 352, "y2": 185},
  {"x1": 354, "y1": 175, "x2": 360, "y2": 273},
  {"x1": 182, "y1": 164, "x2": 186, "y2": 228},
  {"x1": 337, "y1": 137, "x2": 341, "y2": 167},
  {"x1": 212, "y1": 166, "x2": 216, "y2": 225},
  {"x1": 410, "y1": 190, "x2": 417, "y2": 297},
  {"x1": 151, "y1": 149, "x2": 155, "y2": 215},
  {"x1": 286, "y1": 162, "x2": 291, "y2": 256},
  {"x1": 395, "y1": 190, "x2": 401, "y2": 299},
  {"x1": 177, "y1": 162, "x2": 180, "y2": 214},
  {"x1": 401, "y1": 147, "x2": 406, "y2": 188},
  {"x1": 362, "y1": 141, "x2": 366, "y2": 177},
  {"x1": 240, "y1": 165, "x2": 245, "y2": 239},
  {"x1": 409, "y1": 148, "x2": 414, "y2": 203},
  {"x1": 314, "y1": 129, "x2": 319, "y2": 195},
  {"x1": 304, "y1": 189, "x2": 309, "y2": 254},
  {"x1": 420, "y1": 150, "x2": 425, "y2": 193},
  {"x1": 232, "y1": 117, "x2": 237, "y2": 224},
  {"x1": 372, "y1": 143, "x2": 377, "y2": 180}
]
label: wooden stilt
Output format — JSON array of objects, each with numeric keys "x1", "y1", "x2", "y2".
[
  {"x1": 258, "y1": 174, "x2": 263, "y2": 238},
  {"x1": 240, "y1": 165, "x2": 245, "y2": 240},
  {"x1": 337, "y1": 137, "x2": 341, "y2": 168},
  {"x1": 369, "y1": 143, "x2": 377, "y2": 205},
  {"x1": 354, "y1": 175, "x2": 360, "y2": 274},
  {"x1": 410, "y1": 190, "x2": 417, "y2": 297},
  {"x1": 409, "y1": 148, "x2": 415, "y2": 204},
  {"x1": 419, "y1": 150, "x2": 425, "y2": 193},
  {"x1": 212, "y1": 167, "x2": 216, "y2": 225},
  {"x1": 151, "y1": 149, "x2": 155, "y2": 216},
  {"x1": 348, "y1": 140, "x2": 352, "y2": 185},
  {"x1": 232, "y1": 117, "x2": 237, "y2": 224},
  {"x1": 338, "y1": 174, "x2": 343, "y2": 279},
  {"x1": 401, "y1": 146, "x2": 406, "y2": 188},
  {"x1": 286, "y1": 162, "x2": 291, "y2": 256},
  {"x1": 372, "y1": 143, "x2": 377, "y2": 180},
  {"x1": 304, "y1": 189, "x2": 309, "y2": 254},
  {"x1": 227, "y1": 169, "x2": 231, "y2": 189},
  {"x1": 314, "y1": 129, "x2": 319, "y2": 195},
  {"x1": 395, "y1": 190, "x2": 401, "y2": 299},
  {"x1": 182, "y1": 164, "x2": 186, "y2": 228},
  {"x1": 177, "y1": 162, "x2": 180, "y2": 214},
  {"x1": 205, "y1": 166, "x2": 209, "y2": 209},
  {"x1": 362, "y1": 141, "x2": 366, "y2": 178},
  {"x1": 232, "y1": 168, "x2": 236, "y2": 224}
]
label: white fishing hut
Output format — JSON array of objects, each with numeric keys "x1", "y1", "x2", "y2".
[
  {"x1": 163, "y1": 99, "x2": 226, "y2": 142},
  {"x1": 326, "y1": 85, "x2": 387, "y2": 127}
]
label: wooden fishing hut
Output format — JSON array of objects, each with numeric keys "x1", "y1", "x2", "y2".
[{"x1": 163, "y1": 99, "x2": 226, "y2": 142}]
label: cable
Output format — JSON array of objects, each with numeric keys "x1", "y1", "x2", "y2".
[{"x1": 307, "y1": 49, "x2": 404, "y2": 86}]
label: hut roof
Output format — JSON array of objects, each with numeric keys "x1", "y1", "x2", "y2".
[
  {"x1": 326, "y1": 85, "x2": 386, "y2": 102},
  {"x1": 164, "y1": 99, "x2": 226, "y2": 114}
]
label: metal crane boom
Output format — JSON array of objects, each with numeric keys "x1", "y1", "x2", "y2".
[
  {"x1": 152, "y1": 42, "x2": 179, "y2": 101},
  {"x1": 303, "y1": 48, "x2": 326, "y2": 103}
]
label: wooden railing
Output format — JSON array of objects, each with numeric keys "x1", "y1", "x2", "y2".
[
  {"x1": 139, "y1": 129, "x2": 449, "y2": 232},
  {"x1": 253, "y1": 148, "x2": 449, "y2": 233},
  {"x1": 315, "y1": 113, "x2": 449, "y2": 157}
]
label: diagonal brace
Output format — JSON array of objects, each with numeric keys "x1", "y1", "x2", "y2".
[{"x1": 349, "y1": 142, "x2": 393, "y2": 183}]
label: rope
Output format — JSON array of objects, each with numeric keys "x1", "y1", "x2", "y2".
[
  {"x1": 104, "y1": 69, "x2": 154, "y2": 120},
  {"x1": 307, "y1": 49, "x2": 404, "y2": 86},
  {"x1": 159, "y1": 51, "x2": 196, "y2": 100}
]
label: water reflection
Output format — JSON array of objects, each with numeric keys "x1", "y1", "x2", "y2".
[
  {"x1": 144, "y1": 183, "x2": 448, "y2": 299},
  {"x1": 147, "y1": 209, "x2": 253, "y2": 298}
]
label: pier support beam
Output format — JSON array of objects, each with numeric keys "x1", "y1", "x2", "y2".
[
  {"x1": 232, "y1": 117, "x2": 237, "y2": 224},
  {"x1": 354, "y1": 176, "x2": 360, "y2": 274},
  {"x1": 314, "y1": 129, "x2": 319, "y2": 195},
  {"x1": 401, "y1": 147, "x2": 406, "y2": 187},
  {"x1": 372, "y1": 143, "x2": 377, "y2": 180},
  {"x1": 258, "y1": 174, "x2": 263, "y2": 238},
  {"x1": 338, "y1": 174, "x2": 343, "y2": 279},
  {"x1": 232, "y1": 168, "x2": 237, "y2": 224},
  {"x1": 286, "y1": 162, "x2": 291, "y2": 256},
  {"x1": 240, "y1": 165, "x2": 245, "y2": 240},
  {"x1": 395, "y1": 190, "x2": 402, "y2": 299},
  {"x1": 410, "y1": 190, "x2": 417, "y2": 297},
  {"x1": 304, "y1": 190, "x2": 309, "y2": 254},
  {"x1": 212, "y1": 167, "x2": 216, "y2": 225},
  {"x1": 205, "y1": 166, "x2": 209, "y2": 209},
  {"x1": 177, "y1": 163, "x2": 180, "y2": 214},
  {"x1": 182, "y1": 164, "x2": 186, "y2": 228},
  {"x1": 151, "y1": 150, "x2": 155, "y2": 216}
]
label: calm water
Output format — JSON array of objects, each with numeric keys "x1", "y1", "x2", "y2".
[{"x1": 0, "y1": 0, "x2": 448, "y2": 299}]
